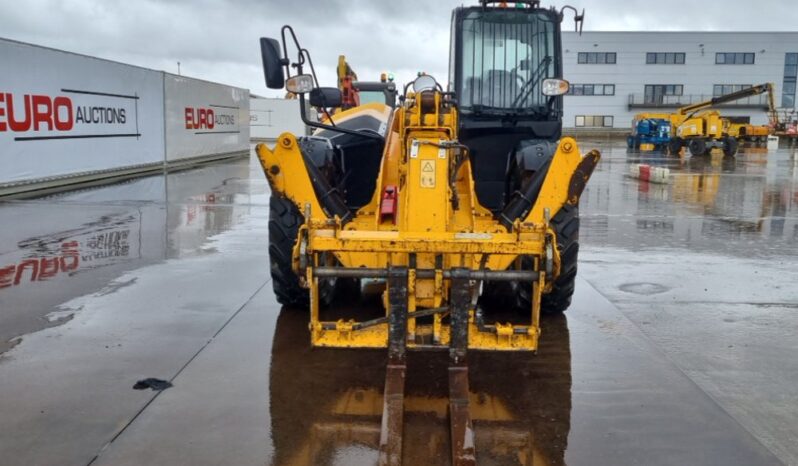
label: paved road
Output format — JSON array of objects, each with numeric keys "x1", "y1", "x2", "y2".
[{"x1": 0, "y1": 143, "x2": 796, "y2": 465}]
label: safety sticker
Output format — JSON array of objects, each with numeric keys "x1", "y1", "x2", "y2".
[{"x1": 420, "y1": 160, "x2": 435, "y2": 188}]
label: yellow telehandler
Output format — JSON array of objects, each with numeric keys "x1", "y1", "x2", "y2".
[{"x1": 256, "y1": 1, "x2": 597, "y2": 463}]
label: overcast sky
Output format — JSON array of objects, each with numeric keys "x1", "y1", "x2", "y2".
[{"x1": 2, "y1": 0, "x2": 797, "y2": 96}]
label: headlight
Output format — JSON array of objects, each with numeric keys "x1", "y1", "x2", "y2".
[
  {"x1": 542, "y1": 78, "x2": 570, "y2": 96},
  {"x1": 286, "y1": 74, "x2": 314, "y2": 94},
  {"x1": 412, "y1": 75, "x2": 438, "y2": 93}
]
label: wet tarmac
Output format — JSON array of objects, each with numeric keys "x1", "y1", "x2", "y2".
[{"x1": 0, "y1": 142, "x2": 796, "y2": 465}]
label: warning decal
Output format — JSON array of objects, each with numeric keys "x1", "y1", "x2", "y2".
[{"x1": 420, "y1": 160, "x2": 435, "y2": 188}]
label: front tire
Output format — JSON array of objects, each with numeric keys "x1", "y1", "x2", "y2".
[
  {"x1": 515, "y1": 204, "x2": 580, "y2": 313},
  {"x1": 723, "y1": 136, "x2": 739, "y2": 157},
  {"x1": 541, "y1": 204, "x2": 580, "y2": 313},
  {"x1": 268, "y1": 194, "x2": 335, "y2": 308}
]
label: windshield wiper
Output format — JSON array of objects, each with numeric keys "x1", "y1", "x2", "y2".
[{"x1": 512, "y1": 56, "x2": 552, "y2": 109}]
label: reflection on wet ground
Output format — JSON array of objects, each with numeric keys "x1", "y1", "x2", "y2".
[
  {"x1": 578, "y1": 141, "x2": 798, "y2": 465},
  {"x1": 0, "y1": 143, "x2": 796, "y2": 465},
  {"x1": 581, "y1": 142, "x2": 798, "y2": 258},
  {"x1": 270, "y1": 310, "x2": 571, "y2": 466},
  {"x1": 0, "y1": 160, "x2": 257, "y2": 353}
]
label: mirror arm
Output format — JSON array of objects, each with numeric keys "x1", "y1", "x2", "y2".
[
  {"x1": 300, "y1": 49, "x2": 321, "y2": 88},
  {"x1": 297, "y1": 94, "x2": 383, "y2": 141},
  {"x1": 280, "y1": 25, "x2": 306, "y2": 79},
  {"x1": 277, "y1": 25, "x2": 380, "y2": 141},
  {"x1": 559, "y1": 6, "x2": 585, "y2": 35}
]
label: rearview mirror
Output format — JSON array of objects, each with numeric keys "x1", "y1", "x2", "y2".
[
  {"x1": 309, "y1": 87, "x2": 343, "y2": 108},
  {"x1": 260, "y1": 37, "x2": 285, "y2": 89}
]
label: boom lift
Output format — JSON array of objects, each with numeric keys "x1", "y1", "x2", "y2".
[
  {"x1": 627, "y1": 113, "x2": 672, "y2": 151},
  {"x1": 728, "y1": 84, "x2": 781, "y2": 145},
  {"x1": 256, "y1": 1, "x2": 596, "y2": 463},
  {"x1": 670, "y1": 83, "x2": 775, "y2": 156}
]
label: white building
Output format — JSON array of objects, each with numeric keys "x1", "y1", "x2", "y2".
[{"x1": 561, "y1": 31, "x2": 798, "y2": 130}]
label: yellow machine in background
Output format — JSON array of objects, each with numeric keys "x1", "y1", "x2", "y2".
[
  {"x1": 670, "y1": 83, "x2": 776, "y2": 156},
  {"x1": 728, "y1": 122, "x2": 770, "y2": 145},
  {"x1": 727, "y1": 84, "x2": 778, "y2": 145},
  {"x1": 676, "y1": 110, "x2": 737, "y2": 156}
]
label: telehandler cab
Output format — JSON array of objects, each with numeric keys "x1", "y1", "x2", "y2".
[{"x1": 256, "y1": 1, "x2": 599, "y2": 463}]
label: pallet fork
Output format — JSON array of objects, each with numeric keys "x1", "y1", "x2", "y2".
[{"x1": 379, "y1": 267, "x2": 476, "y2": 466}]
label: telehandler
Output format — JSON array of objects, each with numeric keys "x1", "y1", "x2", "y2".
[{"x1": 256, "y1": 1, "x2": 598, "y2": 463}]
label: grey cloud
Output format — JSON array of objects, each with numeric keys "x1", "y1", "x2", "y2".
[{"x1": 1, "y1": 0, "x2": 796, "y2": 96}]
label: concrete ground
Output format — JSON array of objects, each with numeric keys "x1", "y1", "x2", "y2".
[{"x1": 0, "y1": 141, "x2": 796, "y2": 465}]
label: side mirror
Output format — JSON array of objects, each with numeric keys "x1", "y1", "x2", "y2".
[
  {"x1": 309, "y1": 87, "x2": 343, "y2": 108},
  {"x1": 260, "y1": 37, "x2": 285, "y2": 89}
]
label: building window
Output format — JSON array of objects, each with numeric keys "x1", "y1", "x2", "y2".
[
  {"x1": 715, "y1": 52, "x2": 755, "y2": 65},
  {"x1": 575, "y1": 115, "x2": 614, "y2": 127},
  {"x1": 783, "y1": 53, "x2": 798, "y2": 108},
  {"x1": 644, "y1": 84, "x2": 683, "y2": 104},
  {"x1": 713, "y1": 84, "x2": 752, "y2": 97},
  {"x1": 646, "y1": 52, "x2": 685, "y2": 64},
  {"x1": 568, "y1": 84, "x2": 615, "y2": 96},
  {"x1": 577, "y1": 52, "x2": 616, "y2": 64}
]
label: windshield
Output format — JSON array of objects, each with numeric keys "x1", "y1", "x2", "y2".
[
  {"x1": 359, "y1": 91, "x2": 387, "y2": 105},
  {"x1": 458, "y1": 9, "x2": 557, "y2": 112}
]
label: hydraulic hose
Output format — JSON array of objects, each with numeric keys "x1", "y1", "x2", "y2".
[
  {"x1": 300, "y1": 150, "x2": 352, "y2": 224},
  {"x1": 498, "y1": 159, "x2": 552, "y2": 231}
]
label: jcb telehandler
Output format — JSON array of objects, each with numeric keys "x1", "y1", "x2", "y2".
[{"x1": 257, "y1": 1, "x2": 598, "y2": 463}]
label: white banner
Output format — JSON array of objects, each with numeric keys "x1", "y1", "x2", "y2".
[
  {"x1": 250, "y1": 97, "x2": 307, "y2": 140},
  {"x1": 0, "y1": 39, "x2": 165, "y2": 184},
  {"x1": 164, "y1": 74, "x2": 249, "y2": 161}
]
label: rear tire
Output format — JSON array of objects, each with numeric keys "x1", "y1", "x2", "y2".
[
  {"x1": 688, "y1": 138, "x2": 707, "y2": 157},
  {"x1": 269, "y1": 194, "x2": 335, "y2": 308}
]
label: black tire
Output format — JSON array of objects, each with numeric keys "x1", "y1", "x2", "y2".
[
  {"x1": 541, "y1": 204, "x2": 580, "y2": 313},
  {"x1": 268, "y1": 194, "x2": 335, "y2": 308},
  {"x1": 723, "y1": 136, "x2": 739, "y2": 157},
  {"x1": 688, "y1": 138, "x2": 707, "y2": 157},
  {"x1": 515, "y1": 204, "x2": 580, "y2": 314}
]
